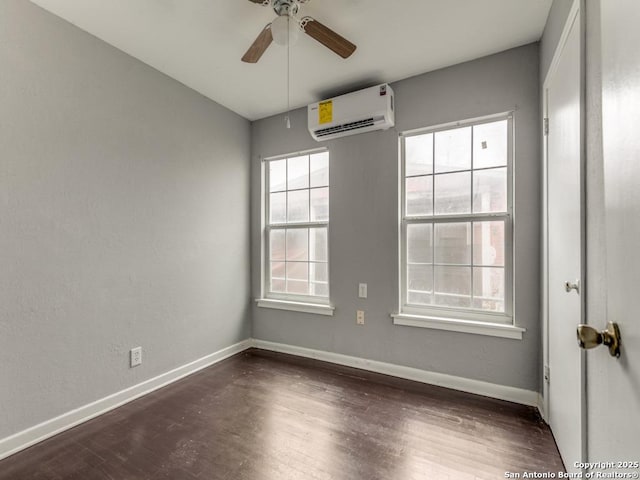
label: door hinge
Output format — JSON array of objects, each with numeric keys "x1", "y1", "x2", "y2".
[
  {"x1": 544, "y1": 365, "x2": 550, "y2": 383},
  {"x1": 544, "y1": 117, "x2": 549, "y2": 136}
]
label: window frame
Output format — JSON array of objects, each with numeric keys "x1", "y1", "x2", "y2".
[
  {"x1": 261, "y1": 147, "x2": 332, "y2": 308},
  {"x1": 397, "y1": 112, "x2": 515, "y2": 326}
]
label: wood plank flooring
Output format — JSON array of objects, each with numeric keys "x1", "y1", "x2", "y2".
[{"x1": 0, "y1": 349, "x2": 564, "y2": 479}]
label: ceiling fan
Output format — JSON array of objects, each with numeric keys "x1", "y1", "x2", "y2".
[{"x1": 242, "y1": 0, "x2": 357, "y2": 63}]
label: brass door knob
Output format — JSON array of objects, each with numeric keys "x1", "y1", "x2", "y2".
[{"x1": 576, "y1": 322, "x2": 621, "y2": 358}]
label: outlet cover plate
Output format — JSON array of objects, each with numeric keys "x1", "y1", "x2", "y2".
[{"x1": 130, "y1": 347, "x2": 142, "y2": 367}]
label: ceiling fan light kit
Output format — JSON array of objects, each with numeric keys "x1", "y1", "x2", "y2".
[
  {"x1": 242, "y1": 0, "x2": 357, "y2": 63},
  {"x1": 271, "y1": 15, "x2": 299, "y2": 46}
]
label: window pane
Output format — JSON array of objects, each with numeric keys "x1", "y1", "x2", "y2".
[
  {"x1": 406, "y1": 133, "x2": 433, "y2": 177},
  {"x1": 287, "y1": 261, "x2": 308, "y2": 280},
  {"x1": 408, "y1": 264, "x2": 433, "y2": 305},
  {"x1": 434, "y1": 126, "x2": 471, "y2": 173},
  {"x1": 473, "y1": 221, "x2": 505, "y2": 266},
  {"x1": 408, "y1": 292, "x2": 432, "y2": 305},
  {"x1": 406, "y1": 176, "x2": 433, "y2": 216},
  {"x1": 269, "y1": 159, "x2": 287, "y2": 192},
  {"x1": 310, "y1": 262, "x2": 329, "y2": 297},
  {"x1": 434, "y1": 172, "x2": 471, "y2": 215},
  {"x1": 311, "y1": 283, "x2": 328, "y2": 297},
  {"x1": 271, "y1": 278, "x2": 286, "y2": 293},
  {"x1": 400, "y1": 118, "x2": 510, "y2": 316},
  {"x1": 266, "y1": 150, "x2": 330, "y2": 301},
  {"x1": 287, "y1": 189, "x2": 309, "y2": 223},
  {"x1": 310, "y1": 187, "x2": 329, "y2": 222},
  {"x1": 473, "y1": 120, "x2": 508, "y2": 169},
  {"x1": 310, "y1": 151, "x2": 329, "y2": 188},
  {"x1": 309, "y1": 227, "x2": 327, "y2": 262},
  {"x1": 270, "y1": 229, "x2": 285, "y2": 261},
  {"x1": 434, "y1": 222, "x2": 471, "y2": 265},
  {"x1": 473, "y1": 167, "x2": 507, "y2": 214},
  {"x1": 270, "y1": 262, "x2": 286, "y2": 293},
  {"x1": 434, "y1": 266, "x2": 471, "y2": 308},
  {"x1": 407, "y1": 224, "x2": 432, "y2": 263},
  {"x1": 269, "y1": 192, "x2": 286, "y2": 224},
  {"x1": 473, "y1": 267, "x2": 505, "y2": 312},
  {"x1": 286, "y1": 229, "x2": 308, "y2": 261},
  {"x1": 271, "y1": 261, "x2": 286, "y2": 278},
  {"x1": 287, "y1": 262, "x2": 309, "y2": 295},
  {"x1": 287, "y1": 155, "x2": 309, "y2": 190},
  {"x1": 310, "y1": 262, "x2": 328, "y2": 283}
]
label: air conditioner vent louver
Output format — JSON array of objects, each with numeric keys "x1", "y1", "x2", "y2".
[
  {"x1": 315, "y1": 117, "x2": 381, "y2": 137},
  {"x1": 308, "y1": 84, "x2": 395, "y2": 141}
]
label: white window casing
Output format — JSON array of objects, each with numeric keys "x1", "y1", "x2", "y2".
[
  {"x1": 395, "y1": 113, "x2": 524, "y2": 339},
  {"x1": 258, "y1": 148, "x2": 332, "y2": 314}
]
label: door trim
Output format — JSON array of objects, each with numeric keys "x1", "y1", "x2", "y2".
[{"x1": 541, "y1": 0, "x2": 587, "y2": 462}]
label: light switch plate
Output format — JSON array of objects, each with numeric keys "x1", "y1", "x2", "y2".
[{"x1": 358, "y1": 283, "x2": 367, "y2": 298}]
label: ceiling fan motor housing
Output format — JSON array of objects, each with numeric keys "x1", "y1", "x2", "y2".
[{"x1": 273, "y1": 0, "x2": 300, "y2": 17}]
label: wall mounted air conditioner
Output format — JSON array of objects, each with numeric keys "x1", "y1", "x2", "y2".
[{"x1": 308, "y1": 84, "x2": 395, "y2": 141}]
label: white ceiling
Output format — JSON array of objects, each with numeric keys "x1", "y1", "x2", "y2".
[{"x1": 30, "y1": 0, "x2": 552, "y2": 121}]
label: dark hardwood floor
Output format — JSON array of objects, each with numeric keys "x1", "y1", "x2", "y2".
[{"x1": 0, "y1": 349, "x2": 564, "y2": 479}]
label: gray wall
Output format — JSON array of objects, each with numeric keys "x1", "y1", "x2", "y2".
[
  {"x1": 251, "y1": 43, "x2": 541, "y2": 391},
  {"x1": 0, "y1": 0, "x2": 251, "y2": 438},
  {"x1": 540, "y1": 0, "x2": 575, "y2": 81}
]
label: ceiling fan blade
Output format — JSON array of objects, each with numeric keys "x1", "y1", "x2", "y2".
[
  {"x1": 242, "y1": 24, "x2": 273, "y2": 63},
  {"x1": 301, "y1": 17, "x2": 356, "y2": 59},
  {"x1": 247, "y1": 0, "x2": 270, "y2": 4}
]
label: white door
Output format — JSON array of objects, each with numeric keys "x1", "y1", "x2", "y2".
[
  {"x1": 587, "y1": 0, "x2": 640, "y2": 465},
  {"x1": 544, "y1": 3, "x2": 583, "y2": 470}
]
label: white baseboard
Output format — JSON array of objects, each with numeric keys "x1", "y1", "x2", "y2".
[
  {"x1": 251, "y1": 339, "x2": 540, "y2": 408},
  {"x1": 1, "y1": 338, "x2": 542, "y2": 462},
  {"x1": 0, "y1": 339, "x2": 253, "y2": 462},
  {"x1": 537, "y1": 393, "x2": 547, "y2": 422}
]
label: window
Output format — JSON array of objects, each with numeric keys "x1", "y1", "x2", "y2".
[
  {"x1": 397, "y1": 114, "x2": 515, "y2": 329},
  {"x1": 260, "y1": 150, "x2": 331, "y2": 312}
]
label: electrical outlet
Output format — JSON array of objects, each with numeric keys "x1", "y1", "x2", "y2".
[
  {"x1": 356, "y1": 310, "x2": 365, "y2": 325},
  {"x1": 358, "y1": 283, "x2": 367, "y2": 298},
  {"x1": 130, "y1": 347, "x2": 142, "y2": 367}
]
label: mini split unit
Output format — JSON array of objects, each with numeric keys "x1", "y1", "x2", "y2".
[{"x1": 308, "y1": 84, "x2": 395, "y2": 141}]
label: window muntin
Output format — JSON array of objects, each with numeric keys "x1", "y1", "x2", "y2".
[
  {"x1": 265, "y1": 150, "x2": 329, "y2": 302},
  {"x1": 400, "y1": 115, "x2": 513, "y2": 321}
]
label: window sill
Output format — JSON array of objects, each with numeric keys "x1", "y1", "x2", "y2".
[
  {"x1": 391, "y1": 313, "x2": 525, "y2": 339},
  {"x1": 256, "y1": 299, "x2": 335, "y2": 316}
]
